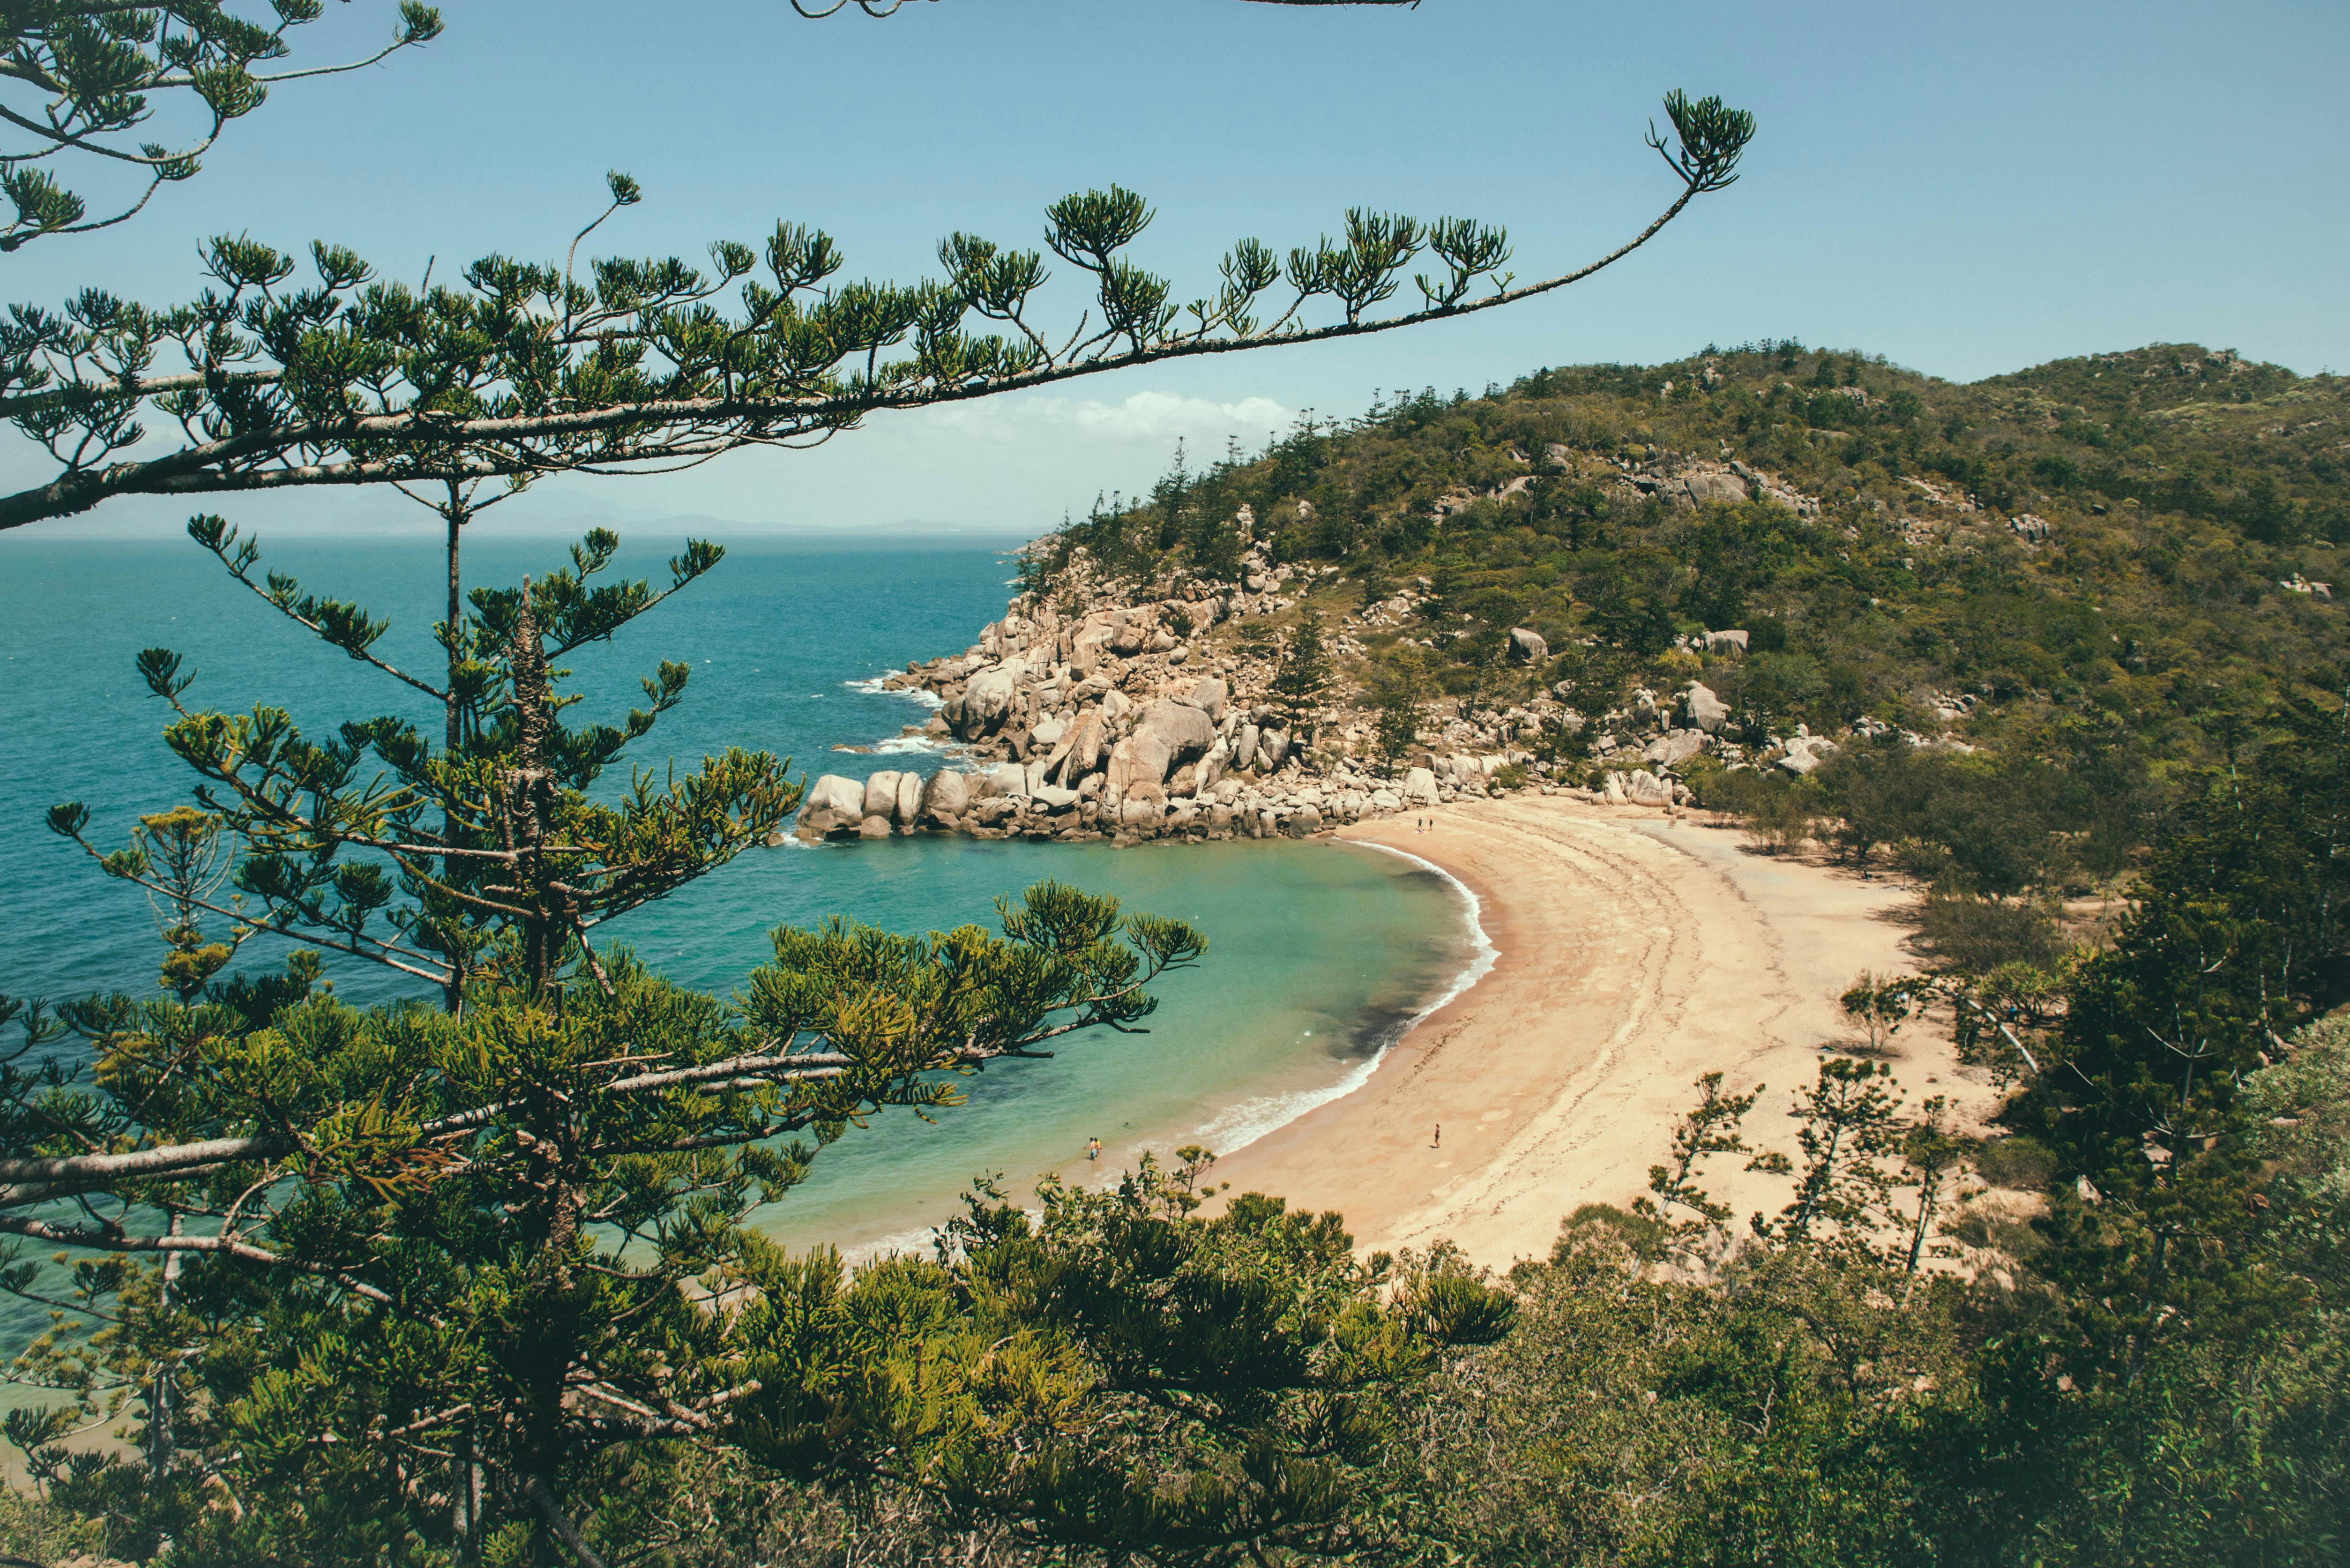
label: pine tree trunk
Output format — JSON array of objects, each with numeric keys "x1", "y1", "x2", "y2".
[
  {"x1": 505, "y1": 580, "x2": 562, "y2": 994},
  {"x1": 441, "y1": 487, "x2": 470, "y2": 1015},
  {"x1": 147, "y1": 1209, "x2": 182, "y2": 1475}
]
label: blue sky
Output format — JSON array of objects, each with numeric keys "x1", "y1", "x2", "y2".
[{"x1": 10, "y1": 0, "x2": 2346, "y2": 535}]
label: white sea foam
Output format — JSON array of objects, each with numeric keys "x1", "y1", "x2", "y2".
[
  {"x1": 1189, "y1": 842, "x2": 1498, "y2": 1160},
  {"x1": 873, "y1": 734, "x2": 951, "y2": 756},
  {"x1": 1189, "y1": 1054, "x2": 1389, "y2": 1159},
  {"x1": 1354, "y1": 842, "x2": 1501, "y2": 1023},
  {"x1": 838, "y1": 1221, "x2": 944, "y2": 1266},
  {"x1": 839, "y1": 1205, "x2": 1050, "y2": 1268},
  {"x1": 843, "y1": 674, "x2": 944, "y2": 709}
]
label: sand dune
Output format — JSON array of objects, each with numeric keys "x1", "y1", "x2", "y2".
[{"x1": 1207, "y1": 796, "x2": 2002, "y2": 1268}]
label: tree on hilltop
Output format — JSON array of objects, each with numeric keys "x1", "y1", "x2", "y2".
[{"x1": 1273, "y1": 607, "x2": 1334, "y2": 730}]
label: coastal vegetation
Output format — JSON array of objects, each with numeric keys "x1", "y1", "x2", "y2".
[
  {"x1": 7, "y1": 336, "x2": 2345, "y2": 1562},
  {"x1": 1040, "y1": 341, "x2": 2346, "y2": 765},
  {"x1": 7, "y1": 5, "x2": 2347, "y2": 1563},
  {"x1": 851, "y1": 337, "x2": 2349, "y2": 1561},
  {"x1": 0, "y1": 11, "x2": 1784, "y2": 1565},
  {"x1": 1007, "y1": 336, "x2": 2343, "y2": 944}
]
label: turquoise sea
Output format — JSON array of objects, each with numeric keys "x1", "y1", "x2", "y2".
[{"x1": 0, "y1": 527, "x2": 1477, "y2": 1253}]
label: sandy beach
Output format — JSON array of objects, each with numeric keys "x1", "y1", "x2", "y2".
[{"x1": 1207, "y1": 795, "x2": 2001, "y2": 1268}]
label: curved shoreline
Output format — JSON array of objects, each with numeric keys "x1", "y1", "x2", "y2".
[
  {"x1": 1203, "y1": 795, "x2": 2003, "y2": 1267},
  {"x1": 1346, "y1": 840, "x2": 1502, "y2": 1031},
  {"x1": 800, "y1": 833, "x2": 1478, "y2": 1266},
  {"x1": 1185, "y1": 841, "x2": 1501, "y2": 1163}
]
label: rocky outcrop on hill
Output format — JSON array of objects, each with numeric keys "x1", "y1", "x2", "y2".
[
  {"x1": 786, "y1": 487, "x2": 1950, "y2": 845},
  {"x1": 788, "y1": 538, "x2": 1552, "y2": 844},
  {"x1": 1598, "y1": 449, "x2": 1820, "y2": 518}
]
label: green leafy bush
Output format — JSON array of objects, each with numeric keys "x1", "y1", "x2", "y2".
[
  {"x1": 1921, "y1": 894, "x2": 2067, "y2": 972},
  {"x1": 1975, "y1": 1134, "x2": 2058, "y2": 1190}
]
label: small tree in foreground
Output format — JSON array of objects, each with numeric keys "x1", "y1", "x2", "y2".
[
  {"x1": 726, "y1": 1152, "x2": 1514, "y2": 1566},
  {"x1": 1840, "y1": 969, "x2": 1917, "y2": 1055},
  {"x1": 1632, "y1": 1061, "x2": 1924, "y2": 1265}
]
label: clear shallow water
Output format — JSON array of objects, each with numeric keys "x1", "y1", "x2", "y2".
[{"x1": 0, "y1": 528, "x2": 1472, "y2": 1254}]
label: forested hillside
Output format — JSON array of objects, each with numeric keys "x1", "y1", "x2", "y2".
[
  {"x1": 950, "y1": 343, "x2": 2350, "y2": 1567},
  {"x1": 1045, "y1": 340, "x2": 2348, "y2": 771}
]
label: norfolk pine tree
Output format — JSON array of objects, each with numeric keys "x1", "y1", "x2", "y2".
[
  {"x1": 0, "y1": 90, "x2": 1756, "y2": 530},
  {"x1": 5, "y1": 515, "x2": 1229, "y2": 1561},
  {"x1": 1371, "y1": 649, "x2": 1429, "y2": 774},
  {"x1": 2, "y1": 520, "x2": 1514, "y2": 1562},
  {"x1": 0, "y1": 20, "x2": 1752, "y2": 1562},
  {"x1": 1272, "y1": 608, "x2": 1333, "y2": 732}
]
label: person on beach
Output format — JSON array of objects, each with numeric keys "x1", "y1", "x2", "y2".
[
  {"x1": 1087, "y1": 1137, "x2": 1101, "y2": 1162},
  {"x1": 1432, "y1": 1122, "x2": 1441, "y2": 1149}
]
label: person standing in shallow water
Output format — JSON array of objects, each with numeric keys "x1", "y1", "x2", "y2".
[{"x1": 1087, "y1": 1137, "x2": 1101, "y2": 1162}]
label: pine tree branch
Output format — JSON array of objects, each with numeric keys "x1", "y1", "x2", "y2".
[
  {"x1": 0, "y1": 1214, "x2": 394, "y2": 1302},
  {"x1": 0, "y1": 1133, "x2": 288, "y2": 1187},
  {"x1": 0, "y1": 158, "x2": 1738, "y2": 529},
  {"x1": 523, "y1": 1474, "x2": 610, "y2": 1568}
]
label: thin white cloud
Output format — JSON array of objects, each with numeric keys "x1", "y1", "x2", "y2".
[{"x1": 919, "y1": 389, "x2": 1296, "y2": 448}]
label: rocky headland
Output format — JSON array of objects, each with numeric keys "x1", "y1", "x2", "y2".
[{"x1": 788, "y1": 461, "x2": 1966, "y2": 847}]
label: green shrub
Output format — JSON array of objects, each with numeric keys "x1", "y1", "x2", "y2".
[
  {"x1": 1675, "y1": 753, "x2": 1727, "y2": 802},
  {"x1": 1946, "y1": 1206, "x2": 2049, "y2": 1257},
  {"x1": 1975, "y1": 1134, "x2": 2058, "y2": 1191},
  {"x1": 0, "y1": 1485, "x2": 98, "y2": 1566},
  {"x1": 1704, "y1": 765, "x2": 1818, "y2": 852},
  {"x1": 1552, "y1": 1202, "x2": 1672, "y2": 1264},
  {"x1": 1921, "y1": 894, "x2": 2065, "y2": 972},
  {"x1": 2243, "y1": 1015, "x2": 2350, "y2": 1195}
]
